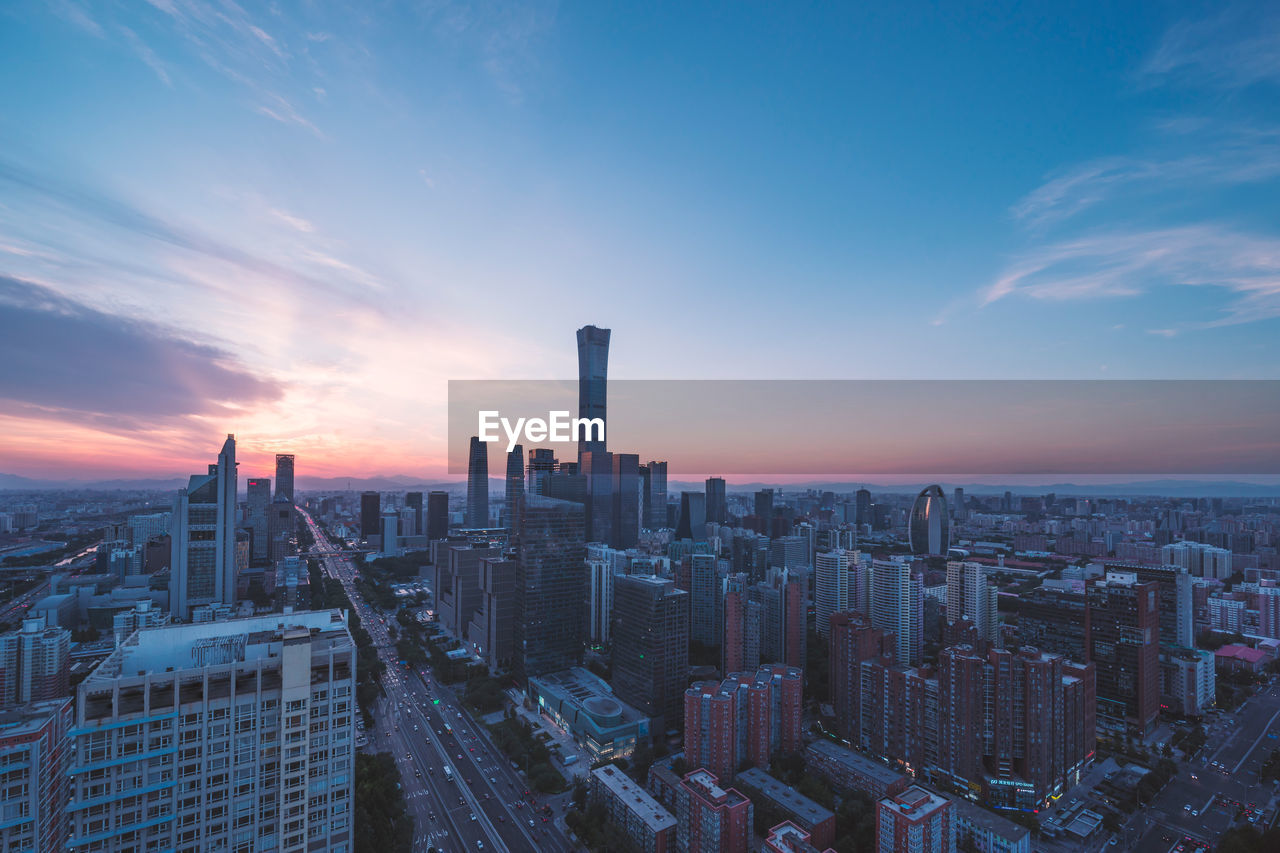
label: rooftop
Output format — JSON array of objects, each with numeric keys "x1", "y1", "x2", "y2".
[
  {"x1": 737, "y1": 767, "x2": 834, "y2": 825},
  {"x1": 806, "y1": 740, "x2": 908, "y2": 785},
  {"x1": 881, "y1": 786, "x2": 949, "y2": 819},
  {"x1": 1217, "y1": 644, "x2": 1266, "y2": 664},
  {"x1": 592, "y1": 765, "x2": 677, "y2": 833},
  {"x1": 86, "y1": 609, "x2": 350, "y2": 682},
  {"x1": 951, "y1": 798, "x2": 1031, "y2": 842}
]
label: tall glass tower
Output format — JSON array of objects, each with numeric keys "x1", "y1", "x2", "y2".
[
  {"x1": 908, "y1": 484, "x2": 950, "y2": 556},
  {"x1": 576, "y1": 325, "x2": 610, "y2": 465}
]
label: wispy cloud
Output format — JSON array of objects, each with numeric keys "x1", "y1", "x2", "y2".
[
  {"x1": 119, "y1": 26, "x2": 173, "y2": 86},
  {"x1": 415, "y1": 0, "x2": 559, "y2": 102},
  {"x1": 268, "y1": 207, "x2": 315, "y2": 233},
  {"x1": 48, "y1": 0, "x2": 103, "y2": 38},
  {"x1": 984, "y1": 225, "x2": 1280, "y2": 329},
  {"x1": 255, "y1": 92, "x2": 323, "y2": 136},
  {"x1": 1140, "y1": 7, "x2": 1280, "y2": 90},
  {"x1": 1012, "y1": 125, "x2": 1280, "y2": 228}
]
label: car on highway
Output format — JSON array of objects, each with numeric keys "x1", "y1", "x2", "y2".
[{"x1": 469, "y1": 813, "x2": 476, "y2": 821}]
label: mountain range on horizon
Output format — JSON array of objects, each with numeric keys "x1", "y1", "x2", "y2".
[{"x1": 2, "y1": 472, "x2": 1279, "y2": 499}]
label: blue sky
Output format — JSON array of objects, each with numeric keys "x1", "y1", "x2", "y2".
[{"x1": 0, "y1": 1, "x2": 1277, "y2": 478}]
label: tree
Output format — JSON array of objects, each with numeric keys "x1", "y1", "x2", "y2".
[{"x1": 353, "y1": 753, "x2": 413, "y2": 853}]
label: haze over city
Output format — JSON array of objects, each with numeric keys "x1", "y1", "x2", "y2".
[{"x1": 2, "y1": 2, "x2": 1280, "y2": 480}]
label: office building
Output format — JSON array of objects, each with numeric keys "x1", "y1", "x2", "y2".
[
  {"x1": 67, "y1": 611, "x2": 356, "y2": 853},
  {"x1": 590, "y1": 765, "x2": 677, "y2": 853},
  {"x1": 246, "y1": 478, "x2": 272, "y2": 562},
  {"x1": 588, "y1": 555, "x2": 614, "y2": 646},
  {"x1": 527, "y1": 668, "x2": 650, "y2": 763},
  {"x1": 170, "y1": 435, "x2": 238, "y2": 621},
  {"x1": 0, "y1": 618, "x2": 71, "y2": 708},
  {"x1": 471, "y1": 556, "x2": 516, "y2": 671},
  {"x1": 675, "y1": 770, "x2": 753, "y2": 853},
  {"x1": 505, "y1": 444, "x2": 525, "y2": 529},
  {"x1": 379, "y1": 510, "x2": 398, "y2": 556},
  {"x1": 689, "y1": 553, "x2": 721, "y2": 646},
  {"x1": 952, "y1": 487, "x2": 966, "y2": 523},
  {"x1": 515, "y1": 495, "x2": 586, "y2": 680},
  {"x1": 854, "y1": 489, "x2": 871, "y2": 529},
  {"x1": 755, "y1": 490, "x2": 774, "y2": 526},
  {"x1": 644, "y1": 461, "x2": 668, "y2": 530},
  {"x1": 426, "y1": 490, "x2": 449, "y2": 540},
  {"x1": 871, "y1": 558, "x2": 923, "y2": 666},
  {"x1": 0, "y1": 698, "x2": 72, "y2": 853},
  {"x1": 875, "y1": 787, "x2": 953, "y2": 853},
  {"x1": 360, "y1": 491, "x2": 381, "y2": 541},
  {"x1": 612, "y1": 575, "x2": 689, "y2": 735},
  {"x1": 676, "y1": 491, "x2": 708, "y2": 542},
  {"x1": 466, "y1": 435, "x2": 489, "y2": 528},
  {"x1": 909, "y1": 485, "x2": 950, "y2": 556},
  {"x1": 274, "y1": 453, "x2": 295, "y2": 504},
  {"x1": 433, "y1": 544, "x2": 501, "y2": 641},
  {"x1": 577, "y1": 324, "x2": 610, "y2": 464},
  {"x1": 405, "y1": 491, "x2": 424, "y2": 537},
  {"x1": 1087, "y1": 574, "x2": 1160, "y2": 736},
  {"x1": 706, "y1": 477, "x2": 727, "y2": 526},
  {"x1": 268, "y1": 494, "x2": 296, "y2": 563}
]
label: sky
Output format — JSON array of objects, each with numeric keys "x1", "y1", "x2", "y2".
[{"x1": 0, "y1": 1, "x2": 1278, "y2": 481}]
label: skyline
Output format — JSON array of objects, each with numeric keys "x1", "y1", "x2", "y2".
[{"x1": 2, "y1": 2, "x2": 1279, "y2": 479}]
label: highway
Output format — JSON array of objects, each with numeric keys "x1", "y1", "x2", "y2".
[{"x1": 299, "y1": 509, "x2": 577, "y2": 853}]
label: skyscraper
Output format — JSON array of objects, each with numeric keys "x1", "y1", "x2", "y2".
[
  {"x1": 612, "y1": 452, "x2": 640, "y2": 549},
  {"x1": 754, "y1": 489, "x2": 774, "y2": 526},
  {"x1": 171, "y1": 434, "x2": 237, "y2": 620},
  {"x1": 909, "y1": 485, "x2": 950, "y2": 556},
  {"x1": 360, "y1": 491, "x2": 381, "y2": 540},
  {"x1": 67, "y1": 611, "x2": 356, "y2": 853},
  {"x1": 426, "y1": 490, "x2": 449, "y2": 540},
  {"x1": 612, "y1": 574, "x2": 690, "y2": 735},
  {"x1": 952, "y1": 486, "x2": 965, "y2": 522},
  {"x1": 405, "y1": 491, "x2": 424, "y2": 537},
  {"x1": 515, "y1": 495, "x2": 587, "y2": 680},
  {"x1": 676, "y1": 491, "x2": 707, "y2": 541},
  {"x1": 467, "y1": 435, "x2": 490, "y2": 528},
  {"x1": 705, "y1": 477, "x2": 726, "y2": 526},
  {"x1": 577, "y1": 324, "x2": 611, "y2": 465},
  {"x1": 643, "y1": 460, "x2": 668, "y2": 529},
  {"x1": 274, "y1": 453, "x2": 295, "y2": 503},
  {"x1": 1088, "y1": 573, "x2": 1160, "y2": 736},
  {"x1": 247, "y1": 477, "x2": 272, "y2": 562},
  {"x1": 854, "y1": 488, "x2": 871, "y2": 528},
  {"x1": 505, "y1": 444, "x2": 525, "y2": 529},
  {"x1": 689, "y1": 553, "x2": 721, "y2": 646}
]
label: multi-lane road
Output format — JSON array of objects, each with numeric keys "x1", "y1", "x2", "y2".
[{"x1": 300, "y1": 510, "x2": 577, "y2": 853}]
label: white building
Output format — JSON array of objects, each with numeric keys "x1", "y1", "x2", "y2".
[
  {"x1": 946, "y1": 560, "x2": 999, "y2": 643},
  {"x1": 1162, "y1": 542, "x2": 1232, "y2": 580},
  {"x1": 814, "y1": 549, "x2": 852, "y2": 637},
  {"x1": 171, "y1": 435, "x2": 238, "y2": 620},
  {"x1": 67, "y1": 610, "x2": 356, "y2": 853}
]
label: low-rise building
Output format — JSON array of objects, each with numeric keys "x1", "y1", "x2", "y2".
[
  {"x1": 735, "y1": 767, "x2": 835, "y2": 849},
  {"x1": 528, "y1": 667, "x2": 651, "y2": 764},
  {"x1": 589, "y1": 764, "x2": 676, "y2": 853},
  {"x1": 763, "y1": 821, "x2": 837, "y2": 853},
  {"x1": 805, "y1": 739, "x2": 909, "y2": 800},
  {"x1": 675, "y1": 769, "x2": 753, "y2": 853},
  {"x1": 952, "y1": 798, "x2": 1031, "y2": 853},
  {"x1": 876, "y1": 786, "x2": 953, "y2": 853}
]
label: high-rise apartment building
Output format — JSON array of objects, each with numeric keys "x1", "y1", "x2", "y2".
[
  {"x1": 871, "y1": 558, "x2": 923, "y2": 666},
  {"x1": 952, "y1": 487, "x2": 965, "y2": 522},
  {"x1": 908, "y1": 485, "x2": 950, "y2": 556},
  {"x1": 685, "y1": 664, "x2": 802, "y2": 780},
  {"x1": 274, "y1": 453, "x2": 295, "y2": 504},
  {"x1": 944, "y1": 561, "x2": 997, "y2": 645},
  {"x1": 577, "y1": 325, "x2": 611, "y2": 464},
  {"x1": 814, "y1": 549, "x2": 853, "y2": 638},
  {"x1": 588, "y1": 555, "x2": 614, "y2": 646},
  {"x1": 689, "y1": 553, "x2": 721, "y2": 646},
  {"x1": 721, "y1": 574, "x2": 761, "y2": 676},
  {"x1": 875, "y1": 787, "x2": 953, "y2": 853},
  {"x1": 0, "y1": 618, "x2": 71, "y2": 708},
  {"x1": 612, "y1": 575, "x2": 690, "y2": 735},
  {"x1": 359, "y1": 491, "x2": 381, "y2": 541},
  {"x1": 426, "y1": 490, "x2": 449, "y2": 540},
  {"x1": 171, "y1": 434, "x2": 238, "y2": 620},
  {"x1": 466, "y1": 435, "x2": 489, "y2": 528},
  {"x1": 1161, "y1": 541, "x2": 1232, "y2": 580},
  {"x1": 515, "y1": 495, "x2": 586, "y2": 681},
  {"x1": 67, "y1": 611, "x2": 356, "y2": 853},
  {"x1": 1111, "y1": 562, "x2": 1194, "y2": 649},
  {"x1": 675, "y1": 770, "x2": 753, "y2": 853},
  {"x1": 829, "y1": 611, "x2": 892, "y2": 745},
  {"x1": 0, "y1": 698, "x2": 72, "y2": 853}
]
